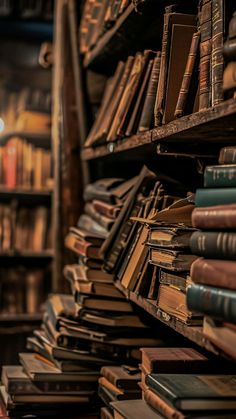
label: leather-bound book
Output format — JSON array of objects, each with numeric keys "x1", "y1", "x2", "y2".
[
  {"x1": 138, "y1": 52, "x2": 161, "y2": 132},
  {"x1": 190, "y1": 230, "x2": 236, "y2": 259},
  {"x1": 192, "y1": 204, "x2": 236, "y2": 229},
  {"x1": 175, "y1": 31, "x2": 200, "y2": 118},
  {"x1": 199, "y1": 0, "x2": 212, "y2": 111},
  {"x1": 219, "y1": 146, "x2": 236, "y2": 164},
  {"x1": 212, "y1": 0, "x2": 224, "y2": 106},
  {"x1": 125, "y1": 58, "x2": 154, "y2": 136},
  {"x1": 191, "y1": 258, "x2": 236, "y2": 289}
]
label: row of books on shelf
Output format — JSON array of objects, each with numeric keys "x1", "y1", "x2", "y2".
[
  {"x1": 0, "y1": 266, "x2": 49, "y2": 315},
  {"x1": 0, "y1": 202, "x2": 52, "y2": 252},
  {"x1": 0, "y1": 0, "x2": 53, "y2": 20},
  {"x1": 0, "y1": 137, "x2": 52, "y2": 190},
  {"x1": 80, "y1": 0, "x2": 131, "y2": 54},
  {"x1": 84, "y1": 1, "x2": 235, "y2": 148}
]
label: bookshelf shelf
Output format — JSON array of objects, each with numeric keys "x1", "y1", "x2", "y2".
[
  {"x1": 0, "y1": 187, "x2": 52, "y2": 198},
  {"x1": 0, "y1": 313, "x2": 42, "y2": 322},
  {"x1": 0, "y1": 131, "x2": 51, "y2": 148},
  {"x1": 81, "y1": 99, "x2": 236, "y2": 161},
  {"x1": 0, "y1": 250, "x2": 54, "y2": 258},
  {"x1": 115, "y1": 281, "x2": 221, "y2": 357},
  {"x1": 83, "y1": 0, "x2": 198, "y2": 74}
]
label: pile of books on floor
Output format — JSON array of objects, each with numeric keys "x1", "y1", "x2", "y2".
[
  {"x1": 187, "y1": 145, "x2": 236, "y2": 360},
  {"x1": 111, "y1": 347, "x2": 236, "y2": 418}
]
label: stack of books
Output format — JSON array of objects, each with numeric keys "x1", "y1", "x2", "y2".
[
  {"x1": 223, "y1": 10, "x2": 236, "y2": 97},
  {"x1": 187, "y1": 145, "x2": 236, "y2": 360},
  {"x1": 99, "y1": 365, "x2": 141, "y2": 418}
]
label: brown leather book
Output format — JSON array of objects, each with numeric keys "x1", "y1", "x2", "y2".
[
  {"x1": 199, "y1": 0, "x2": 212, "y2": 111},
  {"x1": 125, "y1": 58, "x2": 154, "y2": 136},
  {"x1": 223, "y1": 61, "x2": 236, "y2": 91},
  {"x1": 138, "y1": 52, "x2": 161, "y2": 132},
  {"x1": 92, "y1": 200, "x2": 121, "y2": 219},
  {"x1": 84, "y1": 202, "x2": 114, "y2": 230},
  {"x1": 219, "y1": 146, "x2": 236, "y2": 164},
  {"x1": 65, "y1": 233, "x2": 101, "y2": 259},
  {"x1": 116, "y1": 50, "x2": 153, "y2": 138},
  {"x1": 163, "y1": 21, "x2": 197, "y2": 124},
  {"x1": 191, "y1": 257, "x2": 236, "y2": 289},
  {"x1": 192, "y1": 203, "x2": 236, "y2": 229},
  {"x1": 212, "y1": 0, "x2": 224, "y2": 106},
  {"x1": 100, "y1": 366, "x2": 140, "y2": 390},
  {"x1": 104, "y1": 56, "x2": 134, "y2": 141},
  {"x1": 175, "y1": 31, "x2": 200, "y2": 118},
  {"x1": 79, "y1": 0, "x2": 96, "y2": 53},
  {"x1": 144, "y1": 386, "x2": 185, "y2": 419}
]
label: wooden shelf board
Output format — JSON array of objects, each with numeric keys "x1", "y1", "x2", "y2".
[
  {"x1": 81, "y1": 99, "x2": 236, "y2": 161},
  {"x1": 0, "y1": 130, "x2": 50, "y2": 142},
  {"x1": 0, "y1": 313, "x2": 42, "y2": 322},
  {"x1": 0, "y1": 186, "x2": 53, "y2": 196},
  {"x1": 0, "y1": 250, "x2": 54, "y2": 258},
  {"x1": 115, "y1": 281, "x2": 219, "y2": 356}
]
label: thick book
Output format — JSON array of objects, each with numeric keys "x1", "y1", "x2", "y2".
[
  {"x1": 187, "y1": 283, "x2": 236, "y2": 322},
  {"x1": 140, "y1": 347, "x2": 214, "y2": 375},
  {"x1": 98, "y1": 378, "x2": 140, "y2": 401},
  {"x1": 219, "y1": 146, "x2": 236, "y2": 164},
  {"x1": 84, "y1": 202, "x2": 114, "y2": 230},
  {"x1": 191, "y1": 258, "x2": 236, "y2": 289},
  {"x1": 150, "y1": 248, "x2": 197, "y2": 271},
  {"x1": 157, "y1": 284, "x2": 201, "y2": 324},
  {"x1": 138, "y1": 52, "x2": 161, "y2": 132},
  {"x1": 194, "y1": 187, "x2": 236, "y2": 207},
  {"x1": 83, "y1": 177, "x2": 131, "y2": 204},
  {"x1": 100, "y1": 366, "x2": 140, "y2": 391},
  {"x1": 111, "y1": 399, "x2": 162, "y2": 419},
  {"x1": 92, "y1": 200, "x2": 121, "y2": 219},
  {"x1": 147, "y1": 226, "x2": 195, "y2": 248},
  {"x1": 69, "y1": 226, "x2": 105, "y2": 244},
  {"x1": 204, "y1": 164, "x2": 236, "y2": 187},
  {"x1": 65, "y1": 233, "x2": 101, "y2": 259},
  {"x1": 63, "y1": 264, "x2": 114, "y2": 283},
  {"x1": 190, "y1": 230, "x2": 236, "y2": 259},
  {"x1": 143, "y1": 385, "x2": 185, "y2": 419},
  {"x1": 174, "y1": 30, "x2": 200, "y2": 118},
  {"x1": 212, "y1": 0, "x2": 224, "y2": 106},
  {"x1": 199, "y1": 0, "x2": 212, "y2": 111},
  {"x1": 192, "y1": 204, "x2": 236, "y2": 229},
  {"x1": 146, "y1": 373, "x2": 236, "y2": 411},
  {"x1": 75, "y1": 295, "x2": 133, "y2": 313},
  {"x1": 68, "y1": 278, "x2": 124, "y2": 299},
  {"x1": 159, "y1": 269, "x2": 190, "y2": 292}
]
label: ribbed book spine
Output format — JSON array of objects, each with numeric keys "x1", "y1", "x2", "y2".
[
  {"x1": 190, "y1": 230, "x2": 236, "y2": 259},
  {"x1": 175, "y1": 31, "x2": 200, "y2": 118},
  {"x1": 219, "y1": 146, "x2": 236, "y2": 164},
  {"x1": 199, "y1": 0, "x2": 212, "y2": 110},
  {"x1": 212, "y1": 0, "x2": 224, "y2": 106},
  {"x1": 138, "y1": 52, "x2": 161, "y2": 131},
  {"x1": 204, "y1": 164, "x2": 236, "y2": 187}
]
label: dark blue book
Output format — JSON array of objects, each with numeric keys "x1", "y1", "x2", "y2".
[
  {"x1": 190, "y1": 231, "x2": 236, "y2": 259},
  {"x1": 187, "y1": 283, "x2": 236, "y2": 322},
  {"x1": 195, "y1": 188, "x2": 236, "y2": 207},
  {"x1": 204, "y1": 165, "x2": 236, "y2": 188}
]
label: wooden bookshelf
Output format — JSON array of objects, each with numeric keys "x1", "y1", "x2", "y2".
[
  {"x1": 115, "y1": 281, "x2": 221, "y2": 357},
  {"x1": 0, "y1": 313, "x2": 42, "y2": 322},
  {"x1": 81, "y1": 98, "x2": 236, "y2": 161},
  {"x1": 0, "y1": 250, "x2": 54, "y2": 258},
  {"x1": 0, "y1": 130, "x2": 51, "y2": 147},
  {"x1": 0, "y1": 186, "x2": 52, "y2": 197}
]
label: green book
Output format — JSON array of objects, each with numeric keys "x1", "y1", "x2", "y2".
[
  {"x1": 146, "y1": 374, "x2": 236, "y2": 411},
  {"x1": 195, "y1": 188, "x2": 236, "y2": 207},
  {"x1": 204, "y1": 165, "x2": 236, "y2": 187}
]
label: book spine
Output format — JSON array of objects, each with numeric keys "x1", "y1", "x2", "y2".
[
  {"x1": 199, "y1": 0, "x2": 212, "y2": 111},
  {"x1": 192, "y1": 205, "x2": 236, "y2": 229},
  {"x1": 7, "y1": 380, "x2": 94, "y2": 394},
  {"x1": 190, "y1": 258, "x2": 236, "y2": 289},
  {"x1": 204, "y1": 165, "x2": 236, "y2": 187},
  {"x1": 195, "y1": 187, "x2": 236, "y2": 207},
  {"x1": 80, "y1": 0, "x2": 95, "y2": 53},
  {"x1": 138, "y1": 52, "x2": 161, "y2": 131},
  {"x1": 212, "y1": 0, "x2": 224, "y2": 106},
  {"x1": 187, "y1": 283, "x2": 236, "y2": 322},
  {"x1": 144, "y1": 387, "x2": 185, "y2": 419},
  {"x1": 219, "y1": 147, "x2": 236, "y2": 164},
  {"x1": 190, "y1": 230, "x2": 236, "y2": 259},
  {"x1": 154, "y1": 6, "x2": 176, "y2": 126},
  {"x1": 175, "y1": 31, "x2": 200, "y2": 118}
]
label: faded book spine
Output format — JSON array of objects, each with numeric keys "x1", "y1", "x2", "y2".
[
  {"x1": 144, "y1": 387, "x2": 185, "y2": 419},
  {"x1": 219, "y1": 146, "x2": 236, "y2": 164},
  {"x1": 204, "y1": 164, "x2": 236, "y2": 187},
  {"x1": 212, "y1": 0, "x2": 224, "y2": 106},
  {"x1": 138, "y1": 52, "x2": 161, "y2": 131},
  {"x1": 192, "y1": 204, "x2": 236, "y2": 229},
  {"x1": 195, "y1": 187, "x2": 236, "y2": 207},
  {"x1": 199, "y1": 0, "x2": 212, "y2": 111},
  {"x1": 154, "y1": 5, "x2": 176, "y2": 126},
  {"x1": 175, "y1": 31, "x2": 200, "y2": 118},
  {"x1": 190, "y1": 230, "x2": 236, "y2": 259},
  {"x1": 187, "y1": 283, "x2": 236, "y2": 323},
  {"x1": 191, "y1": 258, "x2": 236, "y2": 289}
]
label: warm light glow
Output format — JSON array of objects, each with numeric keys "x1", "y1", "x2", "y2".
[{"x1": 0, "y1": 118, "x2": 5, "y2": 133}]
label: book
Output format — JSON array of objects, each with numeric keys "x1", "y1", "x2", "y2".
[
  {"x1": 140, "y1": 347, "x2": 214, "y2": 375},
  {"x1": 194, "y1": 187, "x2": 236, "y2": 207},
  {"x1": 191, "y1": 258, "x2": 236, "y2": 289},
  {"x1": 187, "y1": 283, "x2": 236, "y2": 322},
  {"x1": 192, "y1": 204, "x2": 236, "y2": 229},
  {"x1": 157, "y1": 284, "x2": 201, "y2": 324},
  {"x1": 219, "y1": 146, "x2": 236, "y2": 164},
  {"x1": 65, "y1": 233, "x2": 101, "y2": 259},
  {"x1": 98, "y1": 377, "x2": 140, "y2": 401},
  {"x1": 92, "y1": 200, "x2": 121, "y2": 219},
  {"x1": 76, "y1": 295, "x2": 133, "y2": 313},
  {"x1": 190, "y1": 231, "x2": 236, "y2": 259},
  {"x1": 100, "y1": 366, "x2": 140, "y2": 391},
  {"x1": 203, "y1": 316, "x2": 236, "y2": 360},
  {"x1": 63, "y1": 264, "x2": 114, "y2": 283},
  {"x1": 68, "y1": 278, "x2": 124, "y2": 299},
  {"x1": 174, "y1": 30, "x2": 200, "y2": 118},
  {"x1": 138, "y1": 52, "x2": 161, "y2": 132},
  {"x1": 111, "y1": 399, "x2": 162, "y2": 419},
  {"x1": 146, "y1": 373, "x2": 236, "y2": 411},
  {"x1": 147, "y1": 226, "x2": 195, "y2": 248},
  {"x1": 83, "y1": 177, "x2": 136, "y2": 204},
  {"x1": 150, "y1": 248, "x2": 198, "y2": 271},
  {"x1": 199, "y1": 0, "x2": 212, "y2": 111},
  {"x1": 212, "y1": 0, "x2": 224, "y2": 106},
  {"x1": 204, "y1": 164, "x2": 236, "y2": 187},
  {"x1": 143, "y1": 385, "x2": 185, "y2": 419},
  {"x1": 84, "y1": 202, "x2": 114, "y2": 231},
  {"x1": 159, "y1": 269, "x2": 190, "y2": 292}
]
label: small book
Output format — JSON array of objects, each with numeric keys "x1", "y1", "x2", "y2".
[{"x1": 150, "y1": 248, "x2": 198, "y2": 271}]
